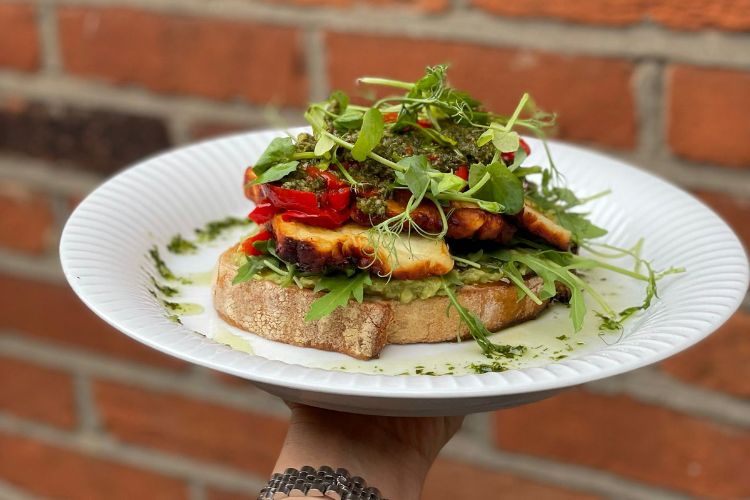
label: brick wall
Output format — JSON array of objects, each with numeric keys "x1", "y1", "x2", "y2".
[{"x1": 1, "y1": 1, "x2": 748, "y2": 499}]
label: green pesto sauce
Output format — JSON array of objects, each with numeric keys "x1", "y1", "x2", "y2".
[
  {"x1": 195, "y1": 216, "x2": 251, "y2": 243},
  {"x1": 167, "y1": 234, "x2": 197, "y2": 254}
]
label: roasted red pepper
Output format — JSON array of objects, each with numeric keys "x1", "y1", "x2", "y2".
[
  {"x1": 242, "y1": 228, "x2": 272, "y2": 256},
  {"x1": 282, "y1": 208, "x2": 351, "y2": 229},
  {"x1": 455, "y1": 165, "x2": 469, "y2": 181},
  {"x1": 322, "y1": 187, "x2": 351, "y2": 211},
  {"x1": 501, "y1": 138, "x2": 531, "y2": 164},
  {"x1": 248, "y1": 202, "x2": 276, "y2": 224},
  {"x1": 244, "y1": 166, "x2": 257, "y2": 200},
  {"x1": 263, "y1": 184, "x2": 318, "y2": 212},
  {"x1": 383, "y1": 112, "x2": 431, "y2": 128}
]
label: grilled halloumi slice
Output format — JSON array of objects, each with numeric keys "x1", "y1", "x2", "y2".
[
  {"x1": 269, "y1": 215, "x2": 454, "y2": 279},
  {"x1": 516, "y1": 203, "x2": 572, "y2": 250}
]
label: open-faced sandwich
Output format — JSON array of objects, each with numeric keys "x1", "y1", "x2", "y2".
[{"x1": 214, "y1": 66, "x2": 674, "y2": 362}]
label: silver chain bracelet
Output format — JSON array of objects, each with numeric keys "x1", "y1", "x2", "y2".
[{"x1": 257, "y1": 466, "x2": 387, "y2": 499}]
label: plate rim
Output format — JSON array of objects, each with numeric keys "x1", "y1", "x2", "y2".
[{"x1": 59, "y1": 129, "x2": 750, "y2": 400}]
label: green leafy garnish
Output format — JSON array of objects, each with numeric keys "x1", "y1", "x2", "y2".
[
  {"x1": 468, "y1": 162, "x2": 524, "y2": 214},
  {"x1": 251, "y1": 160, "x2": 299, "y2": 185},
  {"x1": 305, "y1": 272, "x2": 372, "y2": 321},
  {"x1": 253, "y1": 137, "x2": 296, "y2": 174},
  {"x1": 351, "y1": 108, "x2": 384, "y2": 161}
]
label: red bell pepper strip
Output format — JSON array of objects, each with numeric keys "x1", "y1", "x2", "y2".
[
  {"x1": 248, "y1": 202, "x2": 276, "y2": 224},
  {"x1": 501, "y1": 138, "x2": 531, "y2": 164},
  {"x1": 383, "y1": 112, "x2": 399, "y2": 123},
  {"x1": 244, "y1": 166, "x2": 257, "y2": 200},
  {"x1": 455, "y1": 165, "x2": 469, "y2": 181},
  {"x1": 281, "y1": 208, "x2": 351, "y2": 229},
  {"x1": 263, "y1": 184, "x2": 319, "y2": 212},
  {"x1": 322, "y1": 187, "x2": 351, "y2": 211},
  {"x1": 242, "y1": 228, "x2": 272, "y2": 256}
]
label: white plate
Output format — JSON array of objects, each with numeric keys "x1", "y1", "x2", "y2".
[{"x1": 60, "y1": 128, "x2": 748, "y2": 416}]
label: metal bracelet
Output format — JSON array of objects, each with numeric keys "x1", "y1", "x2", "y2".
[{"x1": 257, "y1": 466, "x2": 387, "y2": 500}]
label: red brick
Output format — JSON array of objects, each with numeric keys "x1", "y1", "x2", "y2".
[
  {"x1": 695, "y1": 191, "x2": 750, "y2": 252},
  {"x1": 362, "y1": 0, "x2": 448, "y2": 13},
  {"x1": 0, "y1": 3, "x2": 39, "y2": 71},
  {"x1": 326, "y1": 33, "x2": 636, "y2": 149},
  {"x1": 0, "y1": 274, "x2": 186, "y2": 369},
  {"x1": 661, "y1": 310, "x2": 750, "y2": 398},
  {"x1": 0, "y1": 356, "x2": 76, "y2": 429},
  {"x1": 424, "y1": 458, "x2": 601, "y2": 499},
  {"x1": 93, "y1": 380, "x2": 288, "y2": 474},
  {"x1": 494, "y1": 389, "x2": 750, "y2": 498},
  {"x1": 667, "y1": 65, "x2": 750, "y2": 168},
  {"x1": 471, "y1": 0, "x2": 750, "y2": 31},
  {"x1": 58, "y1": 7, "x2": 308, "y2": 106},
  {"x1": 0, "y1": 432, "x2": 187, "y2": 499},
  {"x1": 470, "y1": 0, "x2": 646, "y2": 26},
  {"x1": 650, "y1": 0, "x2": 750, "y2": 31},
  {"x1": 0, "y1": 182, "x2": 54, "y2": 254}
]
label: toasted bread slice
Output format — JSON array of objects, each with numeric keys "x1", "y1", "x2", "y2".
[
  {"x1": 270, "y1": 215, "x2": 454, "y2": 279},
  {"x1": 214, "y1": 246, "x2": 553, "y2": 359}
]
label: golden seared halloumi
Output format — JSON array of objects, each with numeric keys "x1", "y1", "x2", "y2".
[
  {"x1": 269, "y1": 215, "x2": 454, "y2": 279},
  {"x1": 516, "y1": 202, "x2": 572, "y2": 250}
]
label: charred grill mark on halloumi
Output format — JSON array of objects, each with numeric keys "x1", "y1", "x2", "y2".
[
  {"x1": 269, "y1": 215, "x2": 454, "y2": 279},
  {"x1": 516, "y1": 203, "x2": 572, "y2": 250},
  {"x1": 351, "y1": 191, "x2": 516, "y2": 244}
]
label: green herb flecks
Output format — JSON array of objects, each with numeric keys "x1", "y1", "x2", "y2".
[
  {"x1": 150, "y1": 275, "x2": 179, "y2": 297},
  {"x1": 148, "y1": 246, "x2": 191, "y2": 284},
  {"x1": 167, "y1": 234, "x2": 198, "y2": 255},
  {"x1": 195, "y1": 217, "x2": 252, "y2": 243}
]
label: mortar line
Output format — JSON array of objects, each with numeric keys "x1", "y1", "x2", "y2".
[
  {"x1": 304, "y1": 28, "x2": 328, "y2": 102},
  {"x1": 0, "y1": 334, "x2": 290, "y2": 417},
  {"x1": 188, "y1": 481, "x2": 207, "y2": 500},
  {"x1": 0, "y1": 479, "x2": 43, "y2": 500},
  {"x1": 36, "y1": 0, "x2": 62, "y2": 75},
  {"x1": 586, "y1": 367, "x2": 750, "y2": 429},
  {"x1": 73, "y1": 372, "x2": 102, "y2": 435},
  {"x1": 0, "y1": 413, "x2": 268, "y2": 493},
  {"x1": 43, "y1": 0, "x2": 750, "y2": 70},
  {"x1": 443, "y1": 434, "x2": 692, "y2": 500},
  {"x1": 633, "y1": 60, "x2": 664, "y2": 160}
]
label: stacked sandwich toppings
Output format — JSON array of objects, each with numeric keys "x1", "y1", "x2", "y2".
[{"x1": 232, "y1": 66, "x2": 675, "y2": 361}]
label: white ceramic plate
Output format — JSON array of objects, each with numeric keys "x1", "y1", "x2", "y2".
[{"x1": 60, "y1": 128, "x2": 748, "y2": 416}]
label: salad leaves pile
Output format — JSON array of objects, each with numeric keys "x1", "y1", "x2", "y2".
[{"x1": 234, "y1": 65, "x2": 682, "y2": 365}]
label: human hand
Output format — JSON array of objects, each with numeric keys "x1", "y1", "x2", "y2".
[{"x1": 271, "y1": 403, "x2": 464, "y2": 499}]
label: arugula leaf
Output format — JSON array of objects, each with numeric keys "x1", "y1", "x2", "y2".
[
  {"x1": 469, "y1": 162, "x2": 524, "y2": 214},
  {"x1": 305, "y1": 272, "x2": 372, "y2": 321},
  {"x1": 433, "y1": 172, "x2": 465, "y2": 195},
  {"x1": 253, "y1": 137, "x2": 295, "y2": 174},
  {"x1": 232, "y1": 257, "x2": 267, "y2": 285},
  {"x1": 251, "y1": 160, "x2": 299, "y2": 185},
  {"x1": 556, "y1": 212, "x2": 608, "y2": 243},
  {"x1": 351, "y1": 108, "x2": 384, "y2": 161}
]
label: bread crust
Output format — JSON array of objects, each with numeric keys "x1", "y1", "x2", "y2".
[{"x1": 213, "y1": 246, "x2": 552, "y2": 360}]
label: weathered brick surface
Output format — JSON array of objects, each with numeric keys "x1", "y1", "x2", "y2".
[
  {"x1": 0, "y1": 274, "x2": 186, "y2": 369},
  {"x1": 661, "y1": 310, "x2": 750, "y2": 398},
  {"x1": 0, "y1": 182, "x2": 54, "y2": 254},
  {"x1": 93, "y1": 380, "x2": 288, "y2": 474},
  {"x1": 424, "y1": 459, "x2": 601, "y2": 499},
  {"x1": 696, "y1": 191, "x2": 750, "y2": 252},
  {"x1": 470, "y1": 0, "x2": 645, "y2": 26},
  {"x1": 667, "y1": 65, "x2": 750, "y2": 169},
  {"x1": 650, "y1": 0, "x2": 750, "y2": 31},
  {"x1": 326, "y1": 33, "x2": 636, "y2": 149},
  {"x1": 58, "y1": 7, "x2": 308, "y2": 106},
  {"x1": 0, "y1": 98, "x2": 171, "y2": 174},
  {"x1": 494, "y1": 389, "x2": 750, "y2": 498},
  {"x1": 0, "y1": 432, "x2": 188, "y2": 499},
  {"x1": 471, "y1": 0, "x2": 750, "y2": 31},
  {"x1": 0, "y1": 355, "x2": 76, "y2": 429},
  {"x1": 0, "y1": 3, "x2": 39, "y2": 71},
  {"x1": 188, "y1": 121, "x2": 253, "y2": 141}
]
